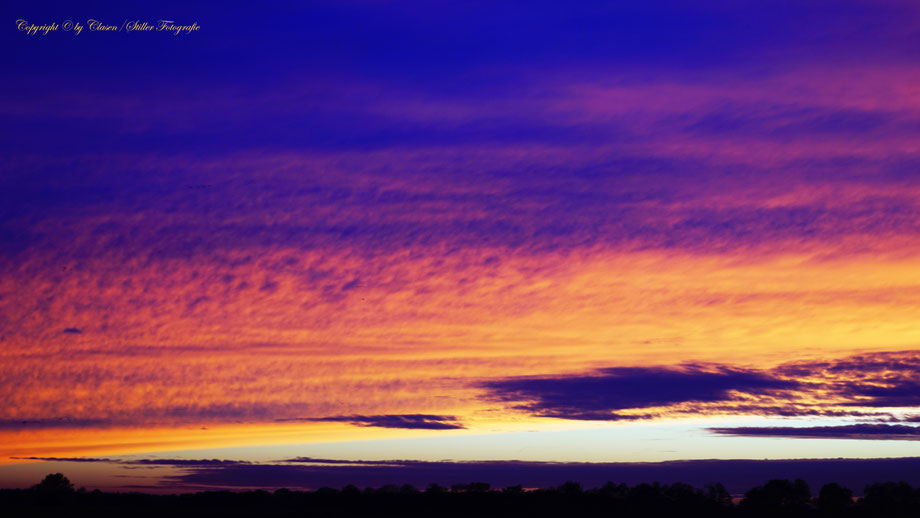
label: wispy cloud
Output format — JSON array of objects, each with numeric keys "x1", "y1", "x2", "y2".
[
  {"x1": 10, "y1": 456, "x2": 117, "y2": 463},
  {"x1": 12, "y1": 456, "x2": 250, "y2": 466},
  {"x1": 279, "y1": 414, "x2": 465, "y2": 430},
  {"x1": 709, "y1": 424, "x2": 920, "y2": 440}
]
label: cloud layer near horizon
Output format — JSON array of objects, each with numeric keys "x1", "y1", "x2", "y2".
[{"x1": 17, "y1": 456, "x2": 920, "y2": 496}]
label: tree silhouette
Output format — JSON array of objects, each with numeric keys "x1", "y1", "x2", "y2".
[
  {"x1": 559, "y1": 481, "x2": 583, "y2": 496},
  {"x1": 740, "y1": 478, "x2": 811, "y2": 517},
  {"x1": 424, "y1": 483, "x2": 447, "y2": 494},
  {"x1": 29, "y1": 473, "x2": 75, "y2": 506},
  {"x1": 8, "y1": 473, "x2": 920, "y2": 517},
  {"x1": 705, "y1": 482, "x2": 732, "y2": 508},
  {"x1": 32, "y1": 473, "x2": 74, "y2": 494},
  {"x1": 817, "y1": 483, "x2": 853, "y2": 516},
  {"x1": 467, "y1": 482, "x2": 491, "y2": 493},
  {"x1": 862, "y1": 481, "x2": 918, "y2": 518}
]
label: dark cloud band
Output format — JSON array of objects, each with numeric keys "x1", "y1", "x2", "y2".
[
  {"x1": 709, "y1": 424, "x2": 920, "y2": 440},
  {"x1": 278, "y1": 414, "x2": 465, "y2": 430},
  {"x1": 481, "y1": 351, "x2": 920, "y2": 423}
]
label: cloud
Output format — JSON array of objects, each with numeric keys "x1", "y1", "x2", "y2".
[
  {"x1": 128, "y1": 458, "x2": 251, "y2": 466},
  {"x1": 777, "y1": 351, "x2": 920, "y2": 408},
  {"x1": 160, "y1": 457, "x2": 920, "y2": 496},
  {"x1": 709, "y1": 424, "x2": 920, "y2": 439},
  {"x1": 482, "y1": 351, "x2": 920, "y2": 423},
  {"x1": 12, "y1": 456, "x2": 250, "y2": 466},
  {"x1": 280, "y1": 457, "x2": 389, "y2": 465},
  {"x1": 61, "y1": 328, "x2": 82, "y2": 334},
  {"x1": 0, "y1": 418, "x2": 111, "y2": 430},
  {"x1": 280, "y1": 414, "x2": 465, "y2": 430},
  {"x1": 482, "y1": 365, "x2": 799, "y2": 420},
  {"x1": 842, "y1": 383, "x2": 920, "y2": 408},
  {"x1": 11, "y1": 456, "x2": 117, "y2": 463}
]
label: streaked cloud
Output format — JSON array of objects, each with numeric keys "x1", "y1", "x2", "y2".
[
  {"x1": 709, "y1": 424, "x2": 920, "y2": 440},
  {"x1": 10, "y1": 456, "x2": 249, "y2": 466},
  {"x1": 279, "y1": 415, "x2": 465, "y2": 430}
]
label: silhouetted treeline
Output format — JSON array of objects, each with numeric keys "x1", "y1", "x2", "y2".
[{"x1": 4, "y1": 473, "x2": 920, "y2": 518}]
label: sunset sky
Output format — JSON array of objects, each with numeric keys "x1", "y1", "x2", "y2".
[{"x1": 4, "y1": 0, "x2": 920, "y2": 493}]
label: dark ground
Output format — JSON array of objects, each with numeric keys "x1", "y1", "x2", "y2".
[{"x1": 4, "y1": 474, "x2": 920, "y2": 517}]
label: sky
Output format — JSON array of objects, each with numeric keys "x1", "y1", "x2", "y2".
[{"x1": 3, "y1": 0, "x2": 920, "y2": 493}]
